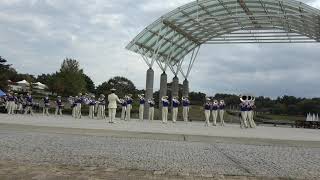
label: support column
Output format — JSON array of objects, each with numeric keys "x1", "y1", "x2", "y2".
[
  {"x1": 182, "y1": 79, "x2": 189, "y2": 97},
  {"x1": 171, "y1": 76, "x2": 179, "y2": 98},
  {"x1": 159, "y1": 72, "x2": 167, "y2": 110},
  {"x1": 144, "y1": 68, "x2": 154, "y2": 119}
]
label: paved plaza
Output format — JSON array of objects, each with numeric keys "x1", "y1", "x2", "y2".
[{"x1": 0, "y1": 114, "x2": 320, "y2": 179}]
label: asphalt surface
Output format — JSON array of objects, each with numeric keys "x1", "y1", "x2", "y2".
[{"x1": 0, "y1": 125, "x2": 319, "y2": 179}]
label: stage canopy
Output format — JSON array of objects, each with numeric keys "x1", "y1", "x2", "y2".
[{"x1": 126, "y1": 0, "x2": 320, "y2": 71}]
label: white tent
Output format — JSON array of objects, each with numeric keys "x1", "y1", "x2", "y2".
[
  {"x1": 33, "y1": 82, "x2": 48, "y2": 90},
  {"x1": 16, "y1": 80, "x2": 30, "y2": 86}
]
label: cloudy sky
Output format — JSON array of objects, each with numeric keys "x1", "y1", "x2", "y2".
[{"x1": 1, "y1": 0, "x2": 320, "y2": 98}]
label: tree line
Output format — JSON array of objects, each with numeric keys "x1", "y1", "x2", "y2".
[{"x1": 1, "y1": 56, "x2": 319, "y2": 115}]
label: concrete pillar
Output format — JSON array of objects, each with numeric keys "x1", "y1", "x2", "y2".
[
  {"x1": 171, "y1": 76, "x2": 179, "y2": 98},
  {"x1": 144, "y1": 68, "x2": 154, "y2": 119},
  {"x1": 159, "y1": 72, "x2": 167, "y2": 110},
  {"x1": 183, "y1": 79, "x2": 189, "y2": 97}
]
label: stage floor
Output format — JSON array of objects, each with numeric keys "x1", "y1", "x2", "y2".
[{"x1": 0, "y1": 113, "x2": 319, "y2": 147}]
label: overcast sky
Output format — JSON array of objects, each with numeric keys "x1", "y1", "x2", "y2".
[{"x1": 0, "y1": 0, "x2": 320, "y2": 98}]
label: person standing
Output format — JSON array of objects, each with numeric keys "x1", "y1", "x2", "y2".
[
  {"x1": 211, "y1": 100, "x2": 219, "y2": 126},
  {"x1": 43, "y1": 95, "x2": 50, "y2": 116},
  {"x1": 108, "y1": 88, "x2": 121, "y2": 123},
  {"x1": 138, "y1": 94, "x2": 145, "y2": 120},
  {"x1": 17, "y1": 94, "x2": 24, "y2": 114},
  {"x1": 204, "y1": 98, "x2": 212, "y2": 126},
  {"x1": 120, "y1": 98, "x2": 127, "y2": 120},
  {"x1": 7, "y1": 92, "x2": 15, "y2": 115},
  {"x1": 125, "y1": 94, "x2": 133, "y2": 121},
  {"x1": 148, "y1": 98, "x2": 155, "y2": 121},
  {"x1": 162, "y1": 96, "x2": 169, "y2": 124},
  {"x1": 247, "y1": 96, "x2": 256, "y2": 128},
  {"x1": 75, "y1": 93, "x2": 83, "y2": 119},
  {"x1": 68, "y1": 96, "x2": 76, "y2": 118},
  {"x1": 24, "y1": 92, "x2": 34, "y2": 115},
  {"x1": 172, "y1": 96, "x2": 180, "y2": 123},
  {"x1": 240, "y1": 95, "x2": 249, "y2": 129},
  {"x1": 182, "y1": 96, "x2": 190, "y2": 122},
  {"x1": 218, "y1": 100, "x2": 226, "y2": 126},
  {"x1": 88, "y1": 95, "x2": 96, "y2": 119},
  {"x1": 97, "y1": 94, "x2": 106, "y2": 120},
  {"x1": 55, "y1": 96, "x2": 63, "y2": 116}
]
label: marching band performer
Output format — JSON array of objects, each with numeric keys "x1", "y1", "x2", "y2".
[
  {"x1": 211, "y1": 100, "x2": 219, "y2": 126},
  {"x1": 17, "y1": 94, "x2": 24, "y2": 114},
  {"x1": 43, "y1": 95, "x2": 50, "y2": 116},
  {"x1": 247, "y1": 96, "x2": 256, "y2": 128},
  {"x1": 7, "y1": 92, "x2": 15, "y2": 115},
  {"x1": 4, "y1": 94, "x2": 9, "y2": 111},
  {"x1": 148, "y1": 98, "x2": 155, "y2": 121},
  {"x1": 172, "y1": 96, "x2": 180, "y2": 123},
  {"x1": 108, "y1": 88, "x2": 121, "y2": 123},
  {"x1": 182, "y1": 96, "x2": 190, "y2": 122},
  {"x1": 240, "y1": 95, "x2": 249, "y2": 128},
  {"x1": 204, "y1": 98, "x2": 212, "y2": 126},
  {"x1": 88, "y1": 95, "x2": 96, "y2": 119},
  {"x1": 68, "y1": 96, "x2": 76, "y2": 118},
  {"x1": 75, "y1": 93, "x2": 83, "y2": 119},
  {"x1": 125, "y1": 94, "x2": 133, "y2": 121},
  {"x1": 162, "y1": 96, "x2": 169, "y2": 123},
  {"x1": 138, "y1": 94, "x2": 145, "y2": 120},
  {"x1": 218, "y1": 100, "x2": 226, "y2": 126},
  {"x1": 24, "y1": 92, "x2": 34, "y2": 115},
  {"x1": 13, "y1": 93, "x2": 18, "y2": 114},
  {"x1": 97, "y1": 94, "x2": 106, "y2": 120},
  {"x1": 120, "y1": 98, "x2": 127, "y2": 120},
  {"x1": 55, "y1": 96, "x2": 63, "y2": 116}
]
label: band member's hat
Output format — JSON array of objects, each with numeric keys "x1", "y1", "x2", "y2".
[{"x1": 111, "y1": 88, "x2": 116, "y2": 91}]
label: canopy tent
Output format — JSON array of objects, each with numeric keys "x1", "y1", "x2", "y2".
[
  {"x1": 0, "y1": 89, "x2": 6, "y2": 97},
  {"x1": 16, "y1": 80, "x2": 30, "y2": 86},
  {"x1": 33, "y1": 82, "x2": 48, "y2": 90}
]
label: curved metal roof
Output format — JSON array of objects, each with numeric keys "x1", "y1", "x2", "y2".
[{"x1": 126, "y1": 0, "x2": 320, "y2": 67}]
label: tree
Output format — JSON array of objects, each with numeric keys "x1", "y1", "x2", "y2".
[
  {"x1": 82, "y1": 74, "x2": 95, "y2": 93},
  {"x1": 0, "y1": 56, "x2": 17, "y2": 90},
  {"x1": 96, "y1": 76, "x2": 136, "y2": 98},
  {"x1": 57, "y1": 58, "x2": 86, "y2": 96}
]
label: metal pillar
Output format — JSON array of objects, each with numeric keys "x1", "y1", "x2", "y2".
[
  {"x1": 159, "y1": 72, "x2": 167, "y2": 110},
  {"x1": 171, "y1": 76, "x2": 179, "y2": 98},
  {"x1": 145, "y1": 68, "x2": 154, "y2": 119},
  {"x1": 183, "y1": 79, "x2": 189, "y2": 97}
]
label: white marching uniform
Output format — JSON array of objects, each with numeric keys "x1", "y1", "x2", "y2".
[
  {"x1": 218, "y1": 102, "x2": 226, "y2": 126},
  {"x1": 247, "y1": 101, "x2": 256, "y2": 128},
  {"x1": 108, "y1": 93, "x2": 120, "y2": 123},
  {"x1": 24, "y1": 95, "x2": 34, "y2": 115},
  {"x1": 148, "y1": 99, "x2": 155, "y2": 121},
  {"x1": 120, "y1": 99, "x2": 127, "y2": 120},
  {"x1": 43, "y1": 97, "x2": 50, "y2": 116},
  {"x1": 211, "y1": 102, "x2": 219, "y2": 126},
  {"x1": 182, "y1": 98, "x2": 190, "y2": 122},
  {"x1": 162, "y1": 98, "x2": 169, "y2": 123},
  {"x1": 7, "y1": 95, "x2": 16, "y2": 115},
  {"x1": 55, "y1": 99, "x2": 63, "y2": 116},
  {"x1": 204, "y1": 102, "x2": 211, "y2": 126},
  {"x1": 240, "y1": 102, "x2": 249, "y2": 128},
  {"x1": 139, "y1": 97, "x2": 145, "y2": 120},
  {"x1": 172, "y1": 99, "x2": 180, "y2": 123},
  {"x1": 75, "y1": 97, "x2": 83, "y2": 119},
  {"x1": 97, "y1": 98, "x2": 106, "y2": 120},
  {"x1": 126, "y1": 97, "x2": 133, "y2": 121},
  {"x1": 88, "y1": 99, "x2": 96, "y2": 119}
]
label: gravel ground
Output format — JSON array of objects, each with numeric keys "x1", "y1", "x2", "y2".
[{"x1": 0, "y1": 129, "x2": 319, "y2": 179}]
